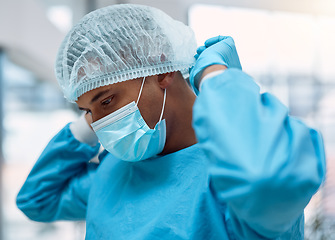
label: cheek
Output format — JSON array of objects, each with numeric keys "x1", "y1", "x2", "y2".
[
  {"x1": 138, "y1": 88, "x2": 164, "y2": 129},
  {"x1": 91, "y1": 109, "x2": 107, "y2": 122}
]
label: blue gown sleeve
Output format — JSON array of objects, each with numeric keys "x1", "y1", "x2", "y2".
[
  {"x1": 16, "y1": 123, "x2": 100, "y2": 222},
  {"x1": 192, "y1": 69, "x2": 326, "y2": 239}
]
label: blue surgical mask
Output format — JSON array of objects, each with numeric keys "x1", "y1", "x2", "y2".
[{"x1": 91, "y1": 77, "x2": 166, "y2": 162}]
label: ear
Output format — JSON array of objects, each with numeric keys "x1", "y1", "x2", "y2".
[{"x1": 157, "y1": 72, "x2": 175, "y2": 89}]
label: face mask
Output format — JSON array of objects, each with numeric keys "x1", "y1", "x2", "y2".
[{"x1": 91, "y1": 77, "x2": 166, "y2": 162}]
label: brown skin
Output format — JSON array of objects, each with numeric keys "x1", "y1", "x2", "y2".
[
  {"x1": 201, "y1": 65, "x2": 227, "y2": 79},
  {"x1": 79, "y1": 65, "x2": 226, "y2": 155},
  {"x1": 77, "y1": 71, "x2": 197, "y2": 155}
]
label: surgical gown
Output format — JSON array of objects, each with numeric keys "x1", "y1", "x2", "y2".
[{"x1": 17, "y1": 69, "x2": 326, "y2": 239}]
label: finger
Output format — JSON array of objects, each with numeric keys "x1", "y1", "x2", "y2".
[
  {"x1": 221, "y1": 36, "x2": 235, "y2": 47},
  {"x1": 204, "y1": 36, "x2": 231, "y2": 47},
  {"x1": 196, "y1": 46, "x2": 206, "y2": 55},
  {"x1": 204, "y1": 35, "x2": 224, "y2": 47}
]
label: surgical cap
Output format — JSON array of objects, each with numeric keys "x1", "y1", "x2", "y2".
[{"x1": 55, "y1": 4, "x2": 197, "y2": 102}]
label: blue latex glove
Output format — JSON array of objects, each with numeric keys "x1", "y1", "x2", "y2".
[{"x1": 190, "y1": 36, "x2": 242, "y2": 94}]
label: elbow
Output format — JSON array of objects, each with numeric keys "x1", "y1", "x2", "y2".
[
  {"x1": 258, "y1": 162, "x2": 324, "y2": 202},
  {"x1": 262, "y1": 126, "x2": 326, "y2": 205},
  {"x1": 289, "y1": 129, "x2": 327, "y2": 201},
  {"x1": 252, "y1": 158, "x2": 325, "y2": 212},
  {"x1": 16, "y1": 194, "x2": 56, "y2": 222},
  {"x1": 290, "y1": 165, "x2": 325, "y2": 203}
]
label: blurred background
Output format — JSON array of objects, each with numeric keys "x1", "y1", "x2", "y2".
[{"x1": 0, "y1": 0, "x2": 334, "y2": 239}]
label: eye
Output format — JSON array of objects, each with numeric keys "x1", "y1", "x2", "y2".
[
  {"x1": 101, "y1": 96, "x2": 114, "y2": 106},
  {"x1": 78, "y1": 107, "x2": 91, "y2": 115}
]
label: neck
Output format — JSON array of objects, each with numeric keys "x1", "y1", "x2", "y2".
[{"x1": 161, "y1": 81, "x2": 197, "y2": 155}]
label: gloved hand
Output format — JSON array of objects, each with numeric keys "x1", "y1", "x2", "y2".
[
  {"x1": 70, "y1": 113, "x2": 99, "y2": 146},
  {"x1": 190, "y1": 36, "x2": 242, "y2": 93}
]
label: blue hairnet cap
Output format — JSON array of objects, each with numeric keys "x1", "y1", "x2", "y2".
[{"x1": 55, "y1": 4, "x2": 197, "y2": 102}]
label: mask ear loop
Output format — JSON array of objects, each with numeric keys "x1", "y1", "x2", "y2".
[
  {"x1": 136, "y1": 77, "x2": 146, "y2": 105},
  {"x1": 158, "y1": 88, "x2": 167, "y2": 122},
  {"x1": 136, "y1": 76, "x2": 166, "y2": 122}
]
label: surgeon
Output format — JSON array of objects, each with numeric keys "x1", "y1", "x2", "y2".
[{"x1": 17, "y1": 4, "x2": 326, "y2": 240}]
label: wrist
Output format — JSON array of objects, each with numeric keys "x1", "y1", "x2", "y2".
[
  {"x1": 197, "y1": 65, "x2": 227, "y2": 92},
  {"x1": 201, "y1": 65, "x2": 227, "y2": 80},
  {"x1": 70, "y1": 113, "x2": 99, "y2": 146}
]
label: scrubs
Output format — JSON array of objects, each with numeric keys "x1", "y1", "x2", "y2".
[{"x1": 17, "y1": 69, "x2": 326, "y2": 239}]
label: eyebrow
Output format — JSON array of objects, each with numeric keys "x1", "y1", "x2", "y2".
[
  {"x1": 90, "y1": 90, "x2": 110, "y2": 104},
  {"x1": 78, "y1": 107, "x2": 87, "y2": 111}
]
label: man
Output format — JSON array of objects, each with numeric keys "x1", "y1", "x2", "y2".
[{"x1": 17, "y1": 4, "x2": 325, "y2": 239}]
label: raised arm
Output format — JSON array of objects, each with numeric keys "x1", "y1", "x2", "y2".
[
  {"x1": 17, "y1": 116, "x2": 100, "y2": 222},
  {"x1": 190, "y1": 36, "x2": 326, "y2": 239}
]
